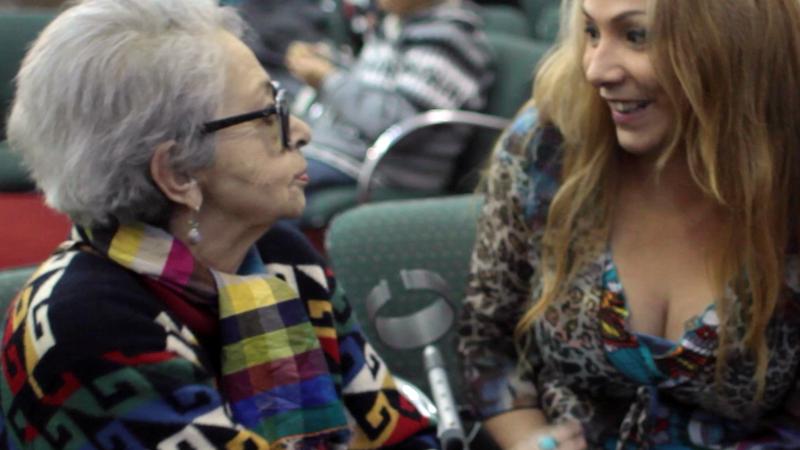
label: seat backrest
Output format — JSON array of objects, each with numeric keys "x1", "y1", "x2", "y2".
[
  {"x1": 0, "y1": 11, "x2": 56, "y2": 138},
  {"x1": 449, "y1": 32, "x2": 551, "y2": 192},
  {"x1": 324, "y1": 0, "x2": 353, "y2": 48},
  {"x1": 0, "y1": 140, "x2": 34, "y2": 192},
  {"x1": 0, "y1": 265, "x2": 36, "y2": 313},
  {"x1": 483, "y1": 32, "x2": 551, "y2": 120},
  {"x1": 478, "y1": 5, "x2": 531, "y2": 38},
  {"x1": 520, "y1": 0, "x2": 562, "y2": 43},
  {"x1": 326, "y1": 194, "x2": 483, "y2": 404}
]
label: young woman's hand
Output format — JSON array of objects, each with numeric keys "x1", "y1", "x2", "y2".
[{"x1": 509, "y1": 422, "x2": 587, "y2": 450}]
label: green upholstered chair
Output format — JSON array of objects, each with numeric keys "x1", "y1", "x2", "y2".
[
  {"x1": 482, "y1": 32, "x2": 550, "y2": 120},
  {"x1": 325, "y1": 194, "x2": 483, "y2": 404},
  {"x1": 478, "y1": 4, "x2": 531, "y2": 38},
  {"x1": 303, "y1": 185, "x2": 434, "y2": 229},
  {"x1": 0, "y1": 10, "x2": 55, "y2": 192},
  {"x1": 0, "y1": 10, "x2": 55, "y2": 132},
  {"x1": 0, "y1": 265, "x2": 36, "y2": 312},
  {"x1": 326, "y1": 194, "x2": 492, "y2": 447},
  {"x1": 323, "y1": 0, "x2": 354, "y2": 49},
  {"x1": 300, "y1": 31, "x2": 550, "y2": 228},
  {"x1": 0, "y1": 141, "x2": 34, "y2": 192},
  {"x1": 520, "y1": 0, "x2": 562, "y2": 43}
]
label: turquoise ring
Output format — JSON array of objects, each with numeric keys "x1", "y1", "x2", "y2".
[{"x1": 537, "y1": 435, "x2": 559, "y2": 450}]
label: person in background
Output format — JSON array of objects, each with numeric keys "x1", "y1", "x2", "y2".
[
  {"x1": 285, "y1": 0, "x2": 494, "y2": 200},
  {"x1": 0, "y1": 0, "x2": 438, "y2": 448},
  {"x1": 236, "y1": 0, "x2": 330, "y2": 97},
  {"x1": 458, "y1": 0, "x2": 800, "y2": 448}
]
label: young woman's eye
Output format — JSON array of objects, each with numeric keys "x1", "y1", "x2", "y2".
[
  {"x1": 626, "y1": 28, "x2": 648, "y2": 45},
  {"x1": 584, "y1": 23, "x2": 600, "y2": 43}
]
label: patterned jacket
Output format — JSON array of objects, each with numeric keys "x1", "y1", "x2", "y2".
[
  {"x1": 0, "y1": 222, "x2": 437, "y2": 449},
  {"x1": 458, "y1": 106, "x2": 800, "y2": 449}
]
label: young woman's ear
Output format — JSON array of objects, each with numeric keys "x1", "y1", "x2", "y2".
[{"x1": 149, "y1": 141, "x2": 203, "y2": 210}]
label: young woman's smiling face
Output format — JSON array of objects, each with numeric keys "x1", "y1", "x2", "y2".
[{"x1": 582, "y1": 0, "x2": 672, "y2": 156}]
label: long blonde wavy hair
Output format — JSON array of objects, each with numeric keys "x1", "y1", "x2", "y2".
[{"x1": 515, "y1": 0, "x2": 800, "y2": 399}]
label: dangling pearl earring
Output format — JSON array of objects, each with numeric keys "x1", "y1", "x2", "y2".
[{"x1": 187, "y1": 205, "x2": 202, "y2": 245}]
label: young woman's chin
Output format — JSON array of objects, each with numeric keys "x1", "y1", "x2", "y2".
[{"x1": 615, "y1": 129, "x2": 669, "y2": 157}]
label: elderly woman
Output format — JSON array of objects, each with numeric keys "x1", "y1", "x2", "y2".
[{"x1": 0, "y1": 1, "x2": 437, "y2": 448}]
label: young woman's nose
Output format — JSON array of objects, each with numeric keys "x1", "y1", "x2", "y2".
[{"x1": 584, "y1": 40, "x2": 626, "y2": 89}]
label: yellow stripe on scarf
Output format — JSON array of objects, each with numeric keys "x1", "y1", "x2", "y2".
[
  {"x1": 222, "y1": 323, "x2": 321, "y2": 373},
  {"x1": 216, "y1": 275, "x2": 298, "y2": 319},
  {"x1": 109, "y1": 224, "x2": 145, "y2": 268}
]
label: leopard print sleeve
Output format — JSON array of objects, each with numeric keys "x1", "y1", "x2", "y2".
[
  {"x1": 716, "y1": 254, "x2": 800, "y2": 448},
  {"x1": 458, "y1": 106, "x2": 555, "y2": 419}
]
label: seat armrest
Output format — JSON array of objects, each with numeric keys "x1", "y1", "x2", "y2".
[{"x1": 356, "y1": 109, "x2": 510, "y2": 203}]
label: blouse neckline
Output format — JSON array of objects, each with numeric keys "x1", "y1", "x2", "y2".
[{"x1": 599, "y1": 248, "x2": 720, "y2": 385}]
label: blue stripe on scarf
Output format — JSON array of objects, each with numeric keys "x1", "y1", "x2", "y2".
[{"x1": 231, "y1": 374, "x2": 341, "y2": 426}]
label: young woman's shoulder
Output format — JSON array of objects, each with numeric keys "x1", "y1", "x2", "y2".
[
  {"x1": 485, "y1": 105, "x2": 563, "y2": 223},
  {"x1": 495, "y1": 105, "x2": 563, "y2": 166}
]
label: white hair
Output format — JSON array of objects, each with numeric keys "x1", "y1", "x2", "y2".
[{"x1": 7, "y1": 0, "x2": 245, "y2": 226}]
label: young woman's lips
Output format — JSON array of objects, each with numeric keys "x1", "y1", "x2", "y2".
[{"x1": 608, "y1": 100, "x2": 652, "y2": 126}]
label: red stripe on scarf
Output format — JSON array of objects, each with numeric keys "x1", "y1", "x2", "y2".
[
  {"x1": 142, "y1": 278, "x2": 218, "y2": 337},
  {"x1": 222, "y1": 348, "x2": 331, "y2": 403}
]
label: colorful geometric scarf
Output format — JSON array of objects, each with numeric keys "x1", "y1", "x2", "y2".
[{"x1": 78, "y1": 222, "x2": 351, "y2": 448}]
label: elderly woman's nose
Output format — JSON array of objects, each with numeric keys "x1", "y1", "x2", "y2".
[
  {"x1": 290, "y1": 114, "x2": 311, "y2": 149},
  {"x1": 584, "y1": 42, "x2": 626, "y2": 88}
]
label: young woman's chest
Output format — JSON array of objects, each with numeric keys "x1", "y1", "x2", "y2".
[
  {"x1": 609, "y1": 190, "x2": 724, "y2": 341},
  {"x1": 525, "y1": 227, "x2": 800, "y2": 418}
]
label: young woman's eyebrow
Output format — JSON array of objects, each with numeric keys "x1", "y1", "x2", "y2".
[{"x1": 582, "y1": 8, "x2": 646, "y2": 24}]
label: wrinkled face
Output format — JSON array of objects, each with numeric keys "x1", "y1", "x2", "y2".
[
  {"x1": 582, "y1": 0, "x2": 671, "y2": 156},
  {"x1": 196, "y1": 32, "x2": 311, "y2": 229},
  {"x1": 377, "y1": 0, "x2": 435, "y2": 16}
]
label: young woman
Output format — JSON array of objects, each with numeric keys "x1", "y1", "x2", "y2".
[{"x1": 459, "y1": 0, "x2": 800, "y2": 448}]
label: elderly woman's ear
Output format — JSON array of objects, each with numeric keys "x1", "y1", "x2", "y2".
[{"x1": 150, "y1": 140, "x2": 203, "y2": 211}]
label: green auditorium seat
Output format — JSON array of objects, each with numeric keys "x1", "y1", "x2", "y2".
[
  {"x1": 300, "y1": 31, "x2": 550, "y2": 230},
  {"x1": 478, "y1": 4, "x2": 531, "y2": 38},
  {"x1": 482, "y1": 32, "x2": 550, "y2": 120},
  {"x1": 0, "y1": 141, "x2": 34, "y2": 192},
  {"x1": 0, "y1": 10, "x2": 56, "y2": 192},
  {"x1": 521, "y1": 0, "x2": 562, "y2": 42},
  {"x1": 324, "y1": 0, "x2": 354, "y2": 50},
  {"x1": 303, "y1": 185, "x2": 433, "y2": 229},
  {"x1": 326, "y1": 194, "x2": 483, "y2": 404},
  {"x1": 0, "y1": 265, "x2": 35, "y2": 312}
]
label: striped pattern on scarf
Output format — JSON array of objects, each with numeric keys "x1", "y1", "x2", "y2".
[{"x1": 83, "y1": 223, "x2": 350, "y2": 447}]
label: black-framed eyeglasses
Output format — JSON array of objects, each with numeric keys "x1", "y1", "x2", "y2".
[{"x1": 202, "y1": 80, "x2": 290, "y2": 148}]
